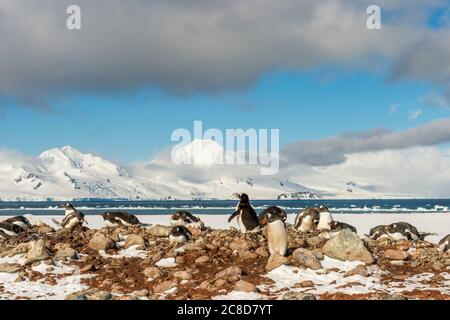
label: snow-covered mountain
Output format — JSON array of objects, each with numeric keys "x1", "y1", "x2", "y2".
[
  {"x1": 0, "y1": 146, "x2": 319, "y2": 200},
  {"x1": 0, "y1": 145, "x2": 401, "y2": 201}
]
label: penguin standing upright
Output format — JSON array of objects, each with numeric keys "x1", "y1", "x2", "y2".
[
  {"x1": 228, "y1": 193, "x2": 260, "y2": 233},
  {"x1": 60, "y1": 203, "x2": 78, "y2": 216},
  {"x1": 260, "y1": 212, "x2": 288, "y2": 256},
  {"x1": 317, "y1": 205, "x2": 334, "y2": 231}
]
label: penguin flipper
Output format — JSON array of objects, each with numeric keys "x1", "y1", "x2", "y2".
[
  {"x1": 419, "y1": 232, "x2": 437, "y2": 240},
  {"x1": 140, "y1": 223, "x2": 153, "y2": 228},
  {"x1": 228, "y1": 211, "x2": 239, "y2": 223},
  {"x1": 52, "y1": 218, "x2": 62, "y2": 227}
]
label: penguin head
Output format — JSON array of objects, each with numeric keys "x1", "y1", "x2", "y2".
[
  {"x1": 101, "y1": 213, "x2": 109, "y2": 220},
  {"x1": 61, "y1": 203, "x2": 76, "y2": 210},
  {"x1": 171, "y1": 212, "x2": 181, "y2": 220},
  {"x1": 328, "y1": 221, "x2": 339, "y2": 230},
  {"x1": 12, "y1": 224, "x2": 24, "y2": 234},
  {"x1": 386, "y1": 224, "x2": 397, "y2": 233},
  {"x1": 260, "y1": 212, "x2": 282, "y2": 226},
  {"x1": 172, "y1": 225, "x2": 192, "y2": 238},
  {"x1": 23, "y1": 217, "x2": 32, "y2": 227},
  {"x1": 269, "y1": 206, "x2": 287, "y2": 220},
  {"x1": 318, "y1": 205, "x2": 329, "y2": 212},
  {"x1": 239, "y1": 193, "x2": 250, "y2": 204},
  {"x1": 177, "y1": 211, "x2": 196, "y2": 222},
  {"x1": 171, "y1": 226, "x2": 185, "y2": 235}
]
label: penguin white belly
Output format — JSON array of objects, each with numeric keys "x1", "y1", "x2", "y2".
[
  {"x1": 405, "y1": 228, "x2": 418, "y2": 240},
  {"x1": 65, "y1": 209, "x2": 76, "y2": 217},
  {"x1": 65, "y1": 218, "x2": 81, "y2": 229},
  {"x1": 387, "y1": 232, "x2": 408, "y2": 241},
  {"x1": 115, "y1": 218, "x2": 132, "y2": 227},
  {"x1": 12, "y1": 221, "x2": 28, "y2": 229},
  {"x1": 317, "y1": 212, "x2": 333, "y2": 230},
  {"x1": 267, "y1": 220, "x2": 287, "y2": 256},
  {"x1": 169, "y1": 234, "x2": 187, "y2": 243},
  {"x1": 0, "y1": 228, "x2": 17, "y2": 237},
  {"x1": 299, "y1": 216, "x2": 315, "y2": 233},
  {"x1": 237, "y1": 210, "x2": 247, "y2": 233},
  {"x1": 170, "y1": 219, "x2": 185, "y2": 227},
  {"x1": 104, "y1": 220, "x2": 117, "y2": 228},
  {"x1": 330, "y1": 230, "x2": 341, "y2": 238},
  {"x1": 187, "y1": 221, "x2": 204, "y2": 230}
]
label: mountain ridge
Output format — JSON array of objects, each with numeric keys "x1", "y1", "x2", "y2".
[{"x1": 0, "y1": 145, "x2": 396, "y2": 201}]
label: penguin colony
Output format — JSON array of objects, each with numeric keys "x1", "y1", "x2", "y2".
[{"x1": 0, "y1": 195, "x2": 449, "y2": 257}]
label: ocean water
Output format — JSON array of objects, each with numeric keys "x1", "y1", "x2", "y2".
[{"x1": 0, "y1": 199, "x2": 449, "y2": 216}]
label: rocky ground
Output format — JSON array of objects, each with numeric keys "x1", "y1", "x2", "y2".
[{"x1": 0, "y1": 221, "x2": 449, "y2": 300}]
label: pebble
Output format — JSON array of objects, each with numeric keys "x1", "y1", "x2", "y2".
[
  {"x1": 195, "y1": 256, "x2": 211, "y2": 264},
  {"x1": 234, "y1": 280, "x2": 257, "y2": 293},
  {"x1": 383, "y1": 249, "x2": 409, "y2": 260}
]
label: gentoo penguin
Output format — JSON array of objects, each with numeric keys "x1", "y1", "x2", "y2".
[
  {"x1": 367, "y1": 225, "x2": 390, "y2": 240},
  {"x1": 169, "y1": 226, "x2": 192, "y2": 243},
  {"x1": 60, "y1": 203, "x2": 78, "y2": 216},
  {"x1": 101, "y1": 212, "x2": 150, "y2": 227},
  {"x1": 53, "y1": 211, "x2": 86, "y2": 229},
  {"x1": 0, "y1": 222, "x2": 24, "y2": 239},
  {"x1": 228, "y1": 193, "x2": 260, "y2": 233},
  {"x1": 438, "y1": 234, "x2": 450, "y2": 253},
  {"x1": 329, "y1": 221, "x2": 357, "y2": 237},
  {"x1": 258, "y1": 206, "x2": 287, "y2": 223},
  {"x1": 170, "y1": 211, "x2": 204, "y2": 229},
  {"x1": 316, "y1": 205, "x2": 334, "y2": 231},
  {"x1": 385, "y1": 222, "x2": 422, "y2": 241},
  {"x1": 4, "y1": 216, "x2": 32, "y2": 230},
  {"x1": 260, "y1": 212, "x2": 288, "y2": 256},
  {"x1": 294, "y1": 207, "x2": 320, "y2": 233}
]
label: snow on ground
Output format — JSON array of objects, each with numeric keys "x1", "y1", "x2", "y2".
[
  {"x1": 99, "y1": 245, "x2": 148, "y2": 259},
  {"x1": 0, "y1": 253, "x2": 92, "y2": 300},
  {"x1": 0, "y1": 213, "x2": 449, "y2": 300},
  {"x1": 155, "y1": 257, "x2": 177, "y2": 268}
]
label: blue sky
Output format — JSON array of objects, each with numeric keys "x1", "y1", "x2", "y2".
[
  {"x1": 0, "y1": 69, "x2": 447, "y2": 163},
  {"x1": 0, "y1": 0, "x2": 449, "y2": 165}
]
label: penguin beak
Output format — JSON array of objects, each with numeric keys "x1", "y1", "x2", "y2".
[{"x1": 260, "y1": 218, "x2": 268, "y2": 226}]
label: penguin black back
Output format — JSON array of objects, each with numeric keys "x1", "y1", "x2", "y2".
[
  {"x1": 228, "y1": 193, "x2": 259, "y2": 232},
  {"x1": 258, "y1": 206, "x2": 287, "y2": 222}
]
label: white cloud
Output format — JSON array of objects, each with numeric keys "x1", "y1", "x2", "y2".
[
  {"x1": 282, "y1": 117, "x2": 450, "y2": 166},
  {"x1": 0, "y1": 0, "x2": 449, "y2": 107},
  {"x1": 420, "y1": 92, "x2": 449, "y2": 108},
  {"x1": 388, "y1": 103, "x2": 400, "y2": 114},
  {"x1": 139, "y1": 142, "x2": 450, "y2": 198},
  {"x1": 408, "y1": 108, "x2": 423, "y2": 120}
]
